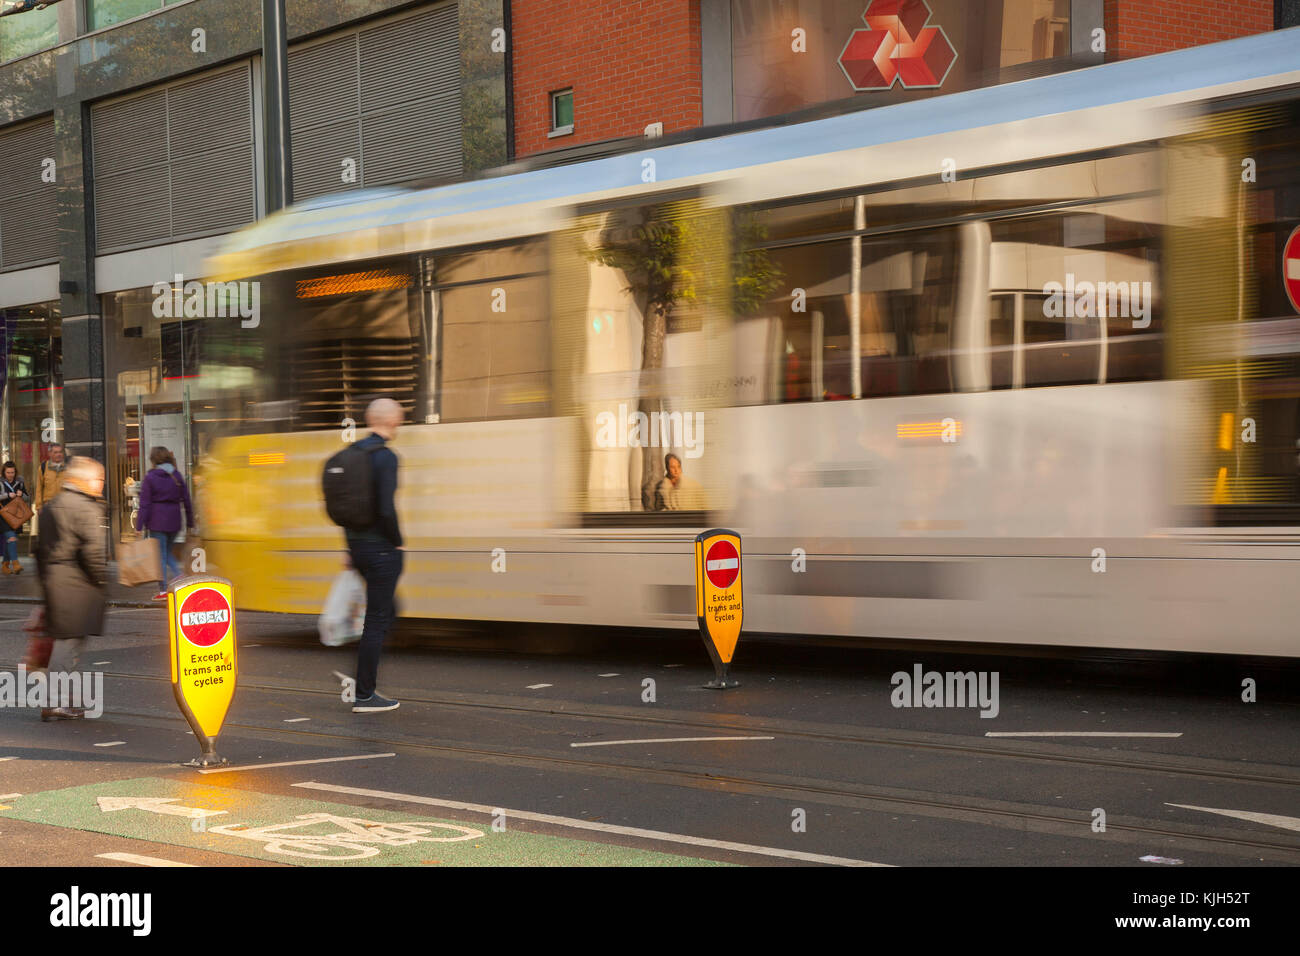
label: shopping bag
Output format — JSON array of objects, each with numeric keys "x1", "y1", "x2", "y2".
[
  {"x1": 318, "y1": 571, "x2": 366, "y2": 646},
  {"x1": 117, "y1": 536, "x2": 162, "y2": 587},
  {"x1": 22, "y1": 606, "x2": 52, "y2": 669}
]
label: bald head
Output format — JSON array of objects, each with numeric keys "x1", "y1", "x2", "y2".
[{"x1": 366, "y1": 398, "x2": 404, "y2": 439}]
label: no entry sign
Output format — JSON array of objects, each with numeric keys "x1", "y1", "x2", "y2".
[
  {"x1": 168, "y1": 575, "x2": 238, "y2": 766},
  {"x1": 694, "y1": 529, "x2": 744, "y2": 689},
  {"x1": 178, "y1": 588, "x2": 232, "y2": 647},
  {"x1": 1285, "y1": 226, "x2": 1300, "y2": 315},
  {"x1": 705, "y1": 539, "x2": 740, "y2": 589}
]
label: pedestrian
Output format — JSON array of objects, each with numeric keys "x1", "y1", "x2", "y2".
[
  {"x1": 31, "y1": 441, "x2": 66, "y2": 515},
  {"x1": 341, "y1": 397, "x2": 405, "y2": 713},
  {"x1": 136, "y1": 446, "x2": 195, "y2": 601},
  {"x1": 34, "y1": 456, "x2": 107, "y2": 721},
  {"x1": 0, "y1": 461, "x2": 31, "y2": 574}
]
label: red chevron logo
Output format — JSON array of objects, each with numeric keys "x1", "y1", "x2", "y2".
[{"x1": 838, "y1": 0, "x2": 958, "y2": 91}]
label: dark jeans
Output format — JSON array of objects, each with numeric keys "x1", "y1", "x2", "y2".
[{"x1": 347, "y1": 536, "x2": 403, "y2": 699}]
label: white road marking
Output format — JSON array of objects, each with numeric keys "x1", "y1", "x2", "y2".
[
  {"x1": 1139, "y1": 855, "x2": 1184, "y2": 865},
  {"x1": 1167, "y1": 803, "x2": 1300, "y2": 833},
  {"x1": 97, "y1": 852, "x2": 196, "y2": 867},
  {"x1": 0, "y1": 793, "x2": 20, "y2": 800},
  {"x1": 984, "y1": 732, "x2": 1183, "y2": 738},
  {"x1": 293, "y1": 781, "x2": 889, "y2": 867},
  {"x1": 94, "y1": 741, "x2": 126, "y2": 748},
  {"x1": 97, "y1": 797, "x2": 227, "y2": 819},
  {"x1": 244, "y1": 644, "x2": 261, "y2": 648},
  {"x1": 571, "y1": 736, "x2": 775, "y2": 748},
  {"x1": 0, "y1": 757, "x2": 17, "y2": 762},
  {"x1": 283, "y1": 718, "x2": 311, "y2": 723},
  {"x1": 598, "y1": 673, "x2": 619, "y2": 678},
  {"x1": 92, "y1": 661, "x2": 110, "y2": 665},
  {"x1": 663, "y1": 664, "x2": 683, "y2": 668},
  {"x1": 526, "y1": 683, "x2": 552, "y2": 689},
  {"x1": 197, "y1": 753, "x2": 396, "y2": 775}
]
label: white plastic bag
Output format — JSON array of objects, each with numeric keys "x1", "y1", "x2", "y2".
[{"x1": 319, "y1": 571, "x2": 366, "y2": 646}]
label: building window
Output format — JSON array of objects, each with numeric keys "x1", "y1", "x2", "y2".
[
  {"x1": 549, "y1": 89, "x2": 574, "y2": 136},
  {"x1": 0, "y1": 1, "x2": 58, "y2": 63},
  {"x1": 86, "y1": 0, "x2": 188, "y2": 33}
]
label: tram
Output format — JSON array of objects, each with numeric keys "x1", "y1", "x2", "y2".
[{"x1": 201, "y1": 29, "x2": 1300, "y2": 656}]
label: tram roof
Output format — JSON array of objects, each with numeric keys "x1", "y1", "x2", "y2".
[{"x1": 208, "y1": 26, "x2": 1300, "y2": 281}]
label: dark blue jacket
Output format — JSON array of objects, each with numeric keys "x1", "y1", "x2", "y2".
[{"x1": 348, "y1": 432, "x2": 401, "y2": 548}]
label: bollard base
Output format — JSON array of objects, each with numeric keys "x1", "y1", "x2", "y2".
[
  {"x1": 183, "y1": 752, "x2": 228, "y2": 768},
  {"x1": 703, "y1": 677, "x2": 741, "y2": 690}
]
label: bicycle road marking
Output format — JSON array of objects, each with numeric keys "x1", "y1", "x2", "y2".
[
  {"x1": 295, "y1": 781, "x2": 890, "y2": 867},
  {"x1": 0, "y1": 777, "x2": 728, "y2": 867}
]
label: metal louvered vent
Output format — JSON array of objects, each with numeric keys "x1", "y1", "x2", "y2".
[
  {"x1": 91, "y1": 65, "x2": 255, "y2": 253},
  {"x1": 289, "y1": 1, "x2": 461, "y2": 203},
  {"x1": 0, "y1": 116, "x2": 59, "y2": 271},
  {"x1": 289, "y1": 337, "x2": 419, "y2": 430}
]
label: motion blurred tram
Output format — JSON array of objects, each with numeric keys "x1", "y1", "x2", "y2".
[{"x1": 201, "y1": 29, "x2": 1300, "y2": 656}]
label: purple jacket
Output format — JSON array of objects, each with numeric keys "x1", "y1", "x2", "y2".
[{"x1": 136, "y1": 467, "x2": 194, "y2": 534}]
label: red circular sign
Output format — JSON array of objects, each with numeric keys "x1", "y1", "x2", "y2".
[
  {"x1": 705, "y1": 540, "x2": 740, "y2": 589},
  {"x1": 1285, "y1": 226, "x2": 1300, "y2": 316},
  {"x1": 178, "y1": 588, "x2": 232, "y2": 647}
]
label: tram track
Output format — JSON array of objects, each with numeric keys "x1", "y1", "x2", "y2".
[
  {"x1": 101, "y1": 703, "x2": 1300, "y2": 861},
  {"x1": 70, "y1": 666, "x2": 1300, "y2": 790},
  {"x1": 22, "y1": 664, "x2": 1296, "y2": 861}
]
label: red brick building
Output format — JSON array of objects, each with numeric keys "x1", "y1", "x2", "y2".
[
  {"x1": 1105, "y1": 0, "x2": 1275, "y2": 59},
  {"x1": 510, "y1": 0, "x2": 1293, "y2": 160}
]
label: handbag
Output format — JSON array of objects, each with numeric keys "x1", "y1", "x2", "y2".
[
  {"x1": 117, "y1": 535, "x2": 163, "y2": 587},
  {"x1": 1, "y1": 495, "x2": 31, "y2": 531}
]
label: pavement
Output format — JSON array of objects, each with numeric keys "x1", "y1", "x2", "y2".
[{"x1": 0, "y1": 555, "x2": 161, "y2": 607}]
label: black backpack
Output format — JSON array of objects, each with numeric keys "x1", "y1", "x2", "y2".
[{"x1": 322, "y1": 442, "x2": 378, "y2": 531}]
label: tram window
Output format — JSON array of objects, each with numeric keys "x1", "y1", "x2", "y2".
[
  {"x1": 436, "y1": 264, "x2": 548, "y2": 424},
  {"x1": 757, "y1": 229, "x2": 958, "y2": 402},
  {"x1": 1023, "y1": 296, "x2": 1100, "y2": 387},
  {"x1": 989, "y1": 295, "x2": 1015, "y2": 390}
]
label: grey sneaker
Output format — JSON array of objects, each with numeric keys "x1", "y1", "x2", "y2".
[{"x1": 352, "y1": 692, "x2": 399, "y2": 713}]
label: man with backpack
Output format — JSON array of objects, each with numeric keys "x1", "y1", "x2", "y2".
[{"x1": 322, "y1": 397, "x2": 405, "y2": 713}]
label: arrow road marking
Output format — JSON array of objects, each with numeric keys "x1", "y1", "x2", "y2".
[
  {"x1": 96, "y1": 797, "x2": 228, "y2": 819},
  {"x1": 1166, "y1": 803, "x2": 1300, "y2": 833}
]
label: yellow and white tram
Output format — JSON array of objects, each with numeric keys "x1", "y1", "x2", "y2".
[{"x1": 200, "y1": 29, "x2": 1300, "y2": 656}]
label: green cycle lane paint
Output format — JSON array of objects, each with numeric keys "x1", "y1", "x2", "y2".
[{"x1": 0, "y1": 777, "x2": 728, "y2": 867}]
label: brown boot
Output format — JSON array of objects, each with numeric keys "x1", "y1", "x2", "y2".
[
  {"x1": 11, "y1": 560, "x2": 21, "y2": 575},
  {"x1": 1, "y1": 561, "x2": 12, "y2": 574}
]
